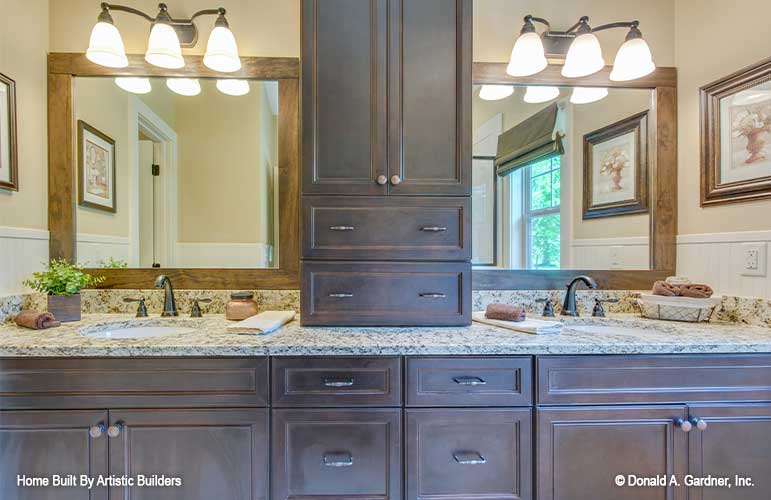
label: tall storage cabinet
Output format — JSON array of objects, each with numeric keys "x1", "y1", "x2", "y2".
[{"x1": 301, "y1": 0, "x2": 472, "y2": 326}]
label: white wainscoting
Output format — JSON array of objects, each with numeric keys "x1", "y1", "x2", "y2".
[
  {"x1": 0, "y1": 226, "x2": 49, "y2": 295},
  {"x1": 570, "y1": 236, "x2": 650, "y2": 270},
  {"x1": 76, "y1": 233, "x2": 131, "y2": 267},
  {"x1": 175, "y1": 242, "x2": 274, "y2": 268},
  {"x1": 677, "y1": 231, "x2": 771, "y2": 299}
]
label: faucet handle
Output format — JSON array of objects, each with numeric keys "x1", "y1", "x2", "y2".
[
  {"x1": 123, "y1": 297, "x2": 148, "y2": 318},
  {"x1": 190, "y1": 298, "x2": 212, "y2": 318},
  {"x1": 536, "y1": 298, "x2": 555, "y2": 317},
  {"x1": 592, "y1": 298, "x2": 619, "y2": 318}
]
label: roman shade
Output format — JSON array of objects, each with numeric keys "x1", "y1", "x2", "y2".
[{"x1": 495, "y1": 102, "x2": 565, "y2": 176}]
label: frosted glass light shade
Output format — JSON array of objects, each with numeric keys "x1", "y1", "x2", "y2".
[
  {"x1": 204, "y1": 26, "x2": 242, "y2": 72},
  {"x1": 570, "y1": 87, "x2": 608, "y2": 104},
  {"x1": 115, "y1": 77, "x2": 152, "y2": 94},
  {"x1": 166, "y1": 78, "x2": 201, "y2": 96},
  {"x1": 610, "y1": 37, "x2": 656, "y2": 81},
  {"x1": 145, "y1": 23, "x2": 184, "y2": 69},
  {"x1": 524, "y1": 86, "x2": 560, "y2": 104},
  {"x1": 216, "y1": 79, "x2": 250, "y2": 96},
  {"x1": 86, "y1": 22, "x2": 128, "y2": 68},
  {"x1": 562, "y1": 33, "x2": 605, "y2": 78},
  {"x1": 506, "y1": 32, "x2": 547, "y2": 77},
  {"x1": 478, "y1": 85, "x2": 514, "y2": 101}
]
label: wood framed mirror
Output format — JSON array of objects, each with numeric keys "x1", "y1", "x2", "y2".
[
  {"x1": 471, "y1": 63, "x2": 677, "y2": 289},
  {"x1": 48, "y1": 53, "x2": 299, "y2": 289}
]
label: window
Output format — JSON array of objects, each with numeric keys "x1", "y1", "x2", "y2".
[{"x1": 522, "y1": 156, "x2": 560, "y2": 268}]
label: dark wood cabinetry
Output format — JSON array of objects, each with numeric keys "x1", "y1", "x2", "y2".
[{"x1": 301, "y1": 0, "x2": 472, "y2": 325}]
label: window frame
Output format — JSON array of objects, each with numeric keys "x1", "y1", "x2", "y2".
[{"x1": 521, "y1": 155, "x2": 561, "y2": 269}]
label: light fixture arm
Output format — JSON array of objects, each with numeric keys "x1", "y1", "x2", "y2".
[{"x1": 591, "y1": 20, "x2": 640, "y2": 34}]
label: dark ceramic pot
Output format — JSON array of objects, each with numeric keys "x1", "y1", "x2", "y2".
[{"x1": 47, "y1": 293, "x2": 81, "y2": 322}]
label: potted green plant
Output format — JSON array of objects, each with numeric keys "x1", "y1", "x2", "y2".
[{"x1": 23, "y1": 259, "x2": 105, "y2": 322}]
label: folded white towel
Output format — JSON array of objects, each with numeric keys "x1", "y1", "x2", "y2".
[
  {"x1": 472, "y1": 311, "x2": 562, "y2": 335},
  {"x1": 227, "y1": 311, "x2": 296, "y2": 335}
]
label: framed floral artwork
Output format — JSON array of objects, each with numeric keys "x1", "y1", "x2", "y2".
[
  {"x1": 582, "y1": 110, "x2": 649, "y2": 219},
  {"x1": 78, "y1": 120, "x2": 116, "y2": 213},
  {"x1": 0, "y1": 72, "x2": 18, "y2": 191},
  {"x1": 701, "y1": 57, "x2": 771, "y2": 206}
]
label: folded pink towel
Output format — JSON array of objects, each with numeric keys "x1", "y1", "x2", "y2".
[
  {"x1": 14, "y1": 311, "x2": 61, "y2": 330},
  {"x1": 485, "y1": 303, "x2": 526, "y2": 322}
]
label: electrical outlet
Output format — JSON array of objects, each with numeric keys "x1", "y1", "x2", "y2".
[
  {"x1": 741, "y1": 242, "x2": 767, "y2": 277},
  {"x1": 609, "y1": 246, "x2": 622, "y2": 269}
]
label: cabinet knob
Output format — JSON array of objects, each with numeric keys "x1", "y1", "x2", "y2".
[
  {"x1": 390, "y1": 175, "x2": 402, "y2": 185},
  {"x1": 107, "y1": 423, "x2": 123, "y2": 438},
  {"x1": 690, "y1": 416, "x2": 708, "y2": 431},
  {"x1": 376, "y1": 174, "x2": 387, "y2": 185},
  {"x1": 675, "y1": 418, "x2": 692, "y2": 432},
  {"x1": 89, "y1": 423, "x2": 105, "y2": 438}
]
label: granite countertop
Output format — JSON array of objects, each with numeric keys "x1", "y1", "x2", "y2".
[{"x1": 1, "y1": 313, "x2": 771, "y2": 357}]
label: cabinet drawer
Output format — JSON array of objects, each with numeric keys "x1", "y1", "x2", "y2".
[
  {"x1": 0, "y1": 358, "x2": 269, "y2": 409},
  {"x1": 272, "y1": 357, "x2": 401, "y2": 407},
  {"x1": 406, "y1": 357, "x2": 532, "y2": 407},
  {"x1": 301, "y1": 261, "x2": 471, "y2": 326},
  {"x1": 537, "y1": 354, "x2": 771, "y2": 405},
  {"x1": 303, "y1": 196, "x2": 470, "y2": 260},
  {"x1": 272, "y1": 409, "x2": 402, "y2": 500},
  {"x1": 406, "y1": 409, "x2": 532, "y2": 500}
]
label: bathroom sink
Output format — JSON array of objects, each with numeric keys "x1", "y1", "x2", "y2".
[
  {"x1": 568, "y1": 325, "x2": 652, "y2": 336},
  {"x1": 81, "y1": 325, "x2": 196, "y2": 339}
]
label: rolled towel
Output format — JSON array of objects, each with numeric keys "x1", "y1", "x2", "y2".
[
  {"x1": 485, "y1": 303, "x2": 526, "y2": 322},
  {"x1": 677, "y1": 284, "x2": 714, "y2": 299},
  {"x1": 227, "y1": 310, "x2": 296, "y2": 335},
  {"x1": 14, "y1": 311, "x2": 61, "y2": 330},
  {"x1": 652, "y1": 280, "x2": 679, "y2": 296}
]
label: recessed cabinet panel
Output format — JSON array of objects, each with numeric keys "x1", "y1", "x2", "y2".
[
  {"x1": 272, "y1": 409, "x2": 402, "y2": 500},
  {"x1": 108, "y1": 409, "x2": 268, "y2": 500},
  {"x1": 389, "y1": 0, "x2": 471, "y2": 195},
  {"x1": 687, "y1": 403, "x2": 771, "y2": 500},
  {"x1": 406, "y1": 409, "x2": 532, "y2": 500},
  {"x1": 302, "y1": 0, "x2": 387, "y2": 195},
  {"x1": 537, "y1": 406, "x2": 688, "y2": 500},
  {"x1": 0, "y1": 410, "x2": 108, "y2": 500}
]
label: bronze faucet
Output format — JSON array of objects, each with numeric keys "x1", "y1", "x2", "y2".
[
  {"x1": 561, "y1": 275, "x2": 597, "y2": 317},
  {"x1": 154, "y1": 275, "x2": 178, "y2": 317}
]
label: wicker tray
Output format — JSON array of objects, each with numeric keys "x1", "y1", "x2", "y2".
[{"x1": 637, "y1": 293, "x2": 722, "y2": 322}]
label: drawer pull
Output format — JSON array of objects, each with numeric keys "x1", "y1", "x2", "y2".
[
  {"x1": 323, "y1": 376, "x2": 355, "y2": 388},
  {"x1": 89, "y1": 423, "x2": 105, "y2": 438},
  {"x1": 328, "y1": 293, "x2": 354, "y2": 298},
  {"x1": 675, "y1": 418, "x2": 692, "y2": 433},
  {"x1": 690, "y1": 416, "x2": 708, "y2": 431},
  {"x1": 453, "y1": 451, "x2": 486, "y2": 465},
  {"x1": 107, "y1": 422, "x2": 123, "y2": 438},
  {"x1": 453, "y1": 376, "x2": 487, "y2": 386},
  {"x1": 420, "y1": 226, "x2": 448, "y2": 232},
  {"x1": 420, "y1": 293, "x2": 447, "y2": 299},
  {"x1": 323, "y1": 451, "x2": 354, "y2": 467},
  {"x1": 329, "y1": 226, "x2": 355, "y2": 231}
]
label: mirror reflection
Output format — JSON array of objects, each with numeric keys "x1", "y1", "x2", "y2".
[
  {"x1": 472, "y1": 85, "x2": 652, "y2": 270},
  {"x1": 73, "y1": 77, "x2": 279, "y2": 269}
]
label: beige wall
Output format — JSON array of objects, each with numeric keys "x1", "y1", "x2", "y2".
[
  {"x1": 0, "y1": 0, "x2": 49, "y2": 230},
  {"x1": 74, "y1": 78, "x2": 132, "y2": 238},
  {"x1": 675, "y1": 0, "x2": 771, "y2": 234},
  {"x1": 49, "y1": 0, "x2": 299, "y2": 57},
  {"x1": 474, "y1": 0, "x2": 675, "y2": 66}
]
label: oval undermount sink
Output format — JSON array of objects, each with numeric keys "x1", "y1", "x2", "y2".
[
  {"x1": 568, "y1": 325, "x2": 652, "y2": 336},
  {"x1": 82, "y1": 326, "x2": 196, "y2": 339}
]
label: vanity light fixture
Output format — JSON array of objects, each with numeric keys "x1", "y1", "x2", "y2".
[
  {"x1": 570, "y1": 87, "x2": 608, "y2": 104},
  {"x1": 114, "y1": 77, "x2": 152, "y2": 94},
  {"x1": 507, "y1": 15, "x2": 656, "y2": 80},
  {"x1": 523, "y1": 86, "x2": 560, "y2": 104},
  {"x1": 166, "y1": 78, "x2": 201, "y2": 96},
  {"x1": 216, "y1": 79, "x2": 250, "y2": 96},
  {"x1": 86, "y1": 3, "x2": 241, "y2": 72},
  {"x1": 478, "y1": 84, "x2": 515, "y2": 101}
]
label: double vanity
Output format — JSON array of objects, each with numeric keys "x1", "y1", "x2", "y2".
[{"x1": 2, "y1": 314, "x2": 771, "y2": 500}]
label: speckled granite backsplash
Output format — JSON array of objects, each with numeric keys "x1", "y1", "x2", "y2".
[{"x1": 2, "y1": 289, "x2": 771, "y2": 327}]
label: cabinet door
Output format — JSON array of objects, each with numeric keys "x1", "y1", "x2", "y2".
[
  {"x1": 406, "y1": 409, "x2": 532, "y2": 500},
  {"x1": 0, "y1": 410, "x2": 108, "y2": 500},
  {"x1": 302, "y1": 0, "x2": 387, "y2": 195},
  {"x1": 388, "y1": 0, "x2": 471, "y2": 195},
  {"x1": 537, "y1": 406, "x2": 689, "y2": 500},
  {"x1": 688, "y1": 403, "x2": 771, "y2": 500},
  {"x1": 108, "y1": 409, "x2": 268, "y2": 500}
]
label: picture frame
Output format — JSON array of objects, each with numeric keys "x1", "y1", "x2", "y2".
[
  {"x1": 700, "y1": 57, "x2": 771, "y2": 206},
  {"x1": 78, "y1": 120, "x2": 116, "y2": 213},
  {"x1": 0, "y1": 72, "x2": 18, "y2": 191},
  {"x1": 583, "y1": 110, "x2": 649, "y2": 219}
]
